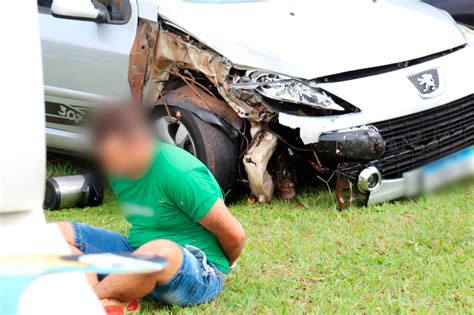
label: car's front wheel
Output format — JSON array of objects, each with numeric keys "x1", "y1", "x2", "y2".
[{"x1": 152, "y1": 106, "x2": 238, "y2": 194}]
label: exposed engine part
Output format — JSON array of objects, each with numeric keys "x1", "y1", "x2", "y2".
[
  {"x1": 272, "y1": 147, "x2": 297, "y2": 200},
  {"x1": 315, "y1": 126, "x2": 384, "y2": 162},
  {"x1": 357, "y1": 166, "x2": 382, "y2": 193},
  {"x1": 243, "y1": 123, "x2": 278, "y2": 202}
]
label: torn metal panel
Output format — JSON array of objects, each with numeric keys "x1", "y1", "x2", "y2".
[
  {"x1": 128, "y1": 21, "x2": 150, "y2": 103},
  {"x1": 140, "y1": 21, "x2": 170, "y2": 107},
  {"x1": 145, "y1": 29, "x2": 260, "y2": 120},
  {"x1": 243, "y1": 123, "x2": 278, "y2": 202}
]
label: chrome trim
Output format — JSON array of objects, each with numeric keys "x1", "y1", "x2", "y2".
[
  {"x1": 44, "y1": 85, "x2": 107, "y2": 102},
  {"x1": 358, "y1": 166, "x2": 382, "y2": 192}
]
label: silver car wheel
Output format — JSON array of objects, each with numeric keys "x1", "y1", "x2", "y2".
[{"x1": 154, "y1": 116, "x2": 197, "y2": 156}]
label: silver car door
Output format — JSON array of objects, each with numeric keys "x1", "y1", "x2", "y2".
[{"x1": 38, "y1": 0, "x2": 138, "y2": 151}]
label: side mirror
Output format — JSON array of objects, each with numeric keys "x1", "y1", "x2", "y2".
[{"x1": 51, "y1": 0, "x2": 108, "y2": 23}]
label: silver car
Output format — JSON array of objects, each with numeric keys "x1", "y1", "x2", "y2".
[{"x1": 39, "y1": 0, "x2": 474, "y2": 207}]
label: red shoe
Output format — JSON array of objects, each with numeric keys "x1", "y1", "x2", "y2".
[{"x1": 101, "y1": 299, "x2": 140, "y2": 315}]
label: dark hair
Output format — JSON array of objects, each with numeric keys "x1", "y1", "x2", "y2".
[{"x1": 89, "y1": 103, "x2": 152, "y2": 145}]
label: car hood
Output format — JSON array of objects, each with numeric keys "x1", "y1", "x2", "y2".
[{"x1": 145, "y1": 0, "x2": 466, "y2": 79}]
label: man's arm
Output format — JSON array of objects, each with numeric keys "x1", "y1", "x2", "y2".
[{"x1": 199, "y1": 198, "x2": 246, "y2": 267}]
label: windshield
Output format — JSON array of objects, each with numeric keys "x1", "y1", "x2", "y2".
[{"x1": 183, "y1": 0, "x2": 268, "y2": 3}]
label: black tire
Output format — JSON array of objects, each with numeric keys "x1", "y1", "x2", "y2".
[{"x1": 151, "y1": 106, "x2": 238, "y2": 194}]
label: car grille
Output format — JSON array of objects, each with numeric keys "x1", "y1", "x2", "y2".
[{"x1": 373, "y1": 94, "x2": 474, "y2": 179}]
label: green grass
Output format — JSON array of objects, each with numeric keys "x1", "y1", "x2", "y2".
[{"x1": 45, "y1": 157, "x2": 474, "y2": 314}]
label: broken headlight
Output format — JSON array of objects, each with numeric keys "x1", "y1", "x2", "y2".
[{"x1": 232, "y1": 71, "x2": 345, "y2": 112}]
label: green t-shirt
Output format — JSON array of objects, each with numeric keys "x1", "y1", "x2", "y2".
[{"x1": 110, "y1": 142, "x2": 229, "y2": 274}]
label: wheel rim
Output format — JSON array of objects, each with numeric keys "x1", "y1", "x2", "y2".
[{"x1": 154, "y1": 116, "x2": 197, "y2": 156}]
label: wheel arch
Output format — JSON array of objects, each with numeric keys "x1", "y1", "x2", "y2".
[{"x1": 150, "y1": 85, "x2": 243, "y2": 142}]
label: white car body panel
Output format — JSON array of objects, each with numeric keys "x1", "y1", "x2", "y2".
[
  {"x1": 279, "y1": 43, "x2": 474, "y2": 144},
  {"x1": 150, "y1": 0, "x2": 466, "y2": 79}
]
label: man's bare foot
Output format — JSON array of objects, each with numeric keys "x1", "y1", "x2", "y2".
[{"x1": 100, "y1": 299, "x2": 140, "y2": 315}]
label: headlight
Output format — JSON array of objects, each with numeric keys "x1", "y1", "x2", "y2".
[{"x1": 232, "y1": 71, "x2": 345, "y2": 111}]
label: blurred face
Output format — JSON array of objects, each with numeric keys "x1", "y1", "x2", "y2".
[{"x1": 94, "y1": 133, "x2": 153, "y2": 179}]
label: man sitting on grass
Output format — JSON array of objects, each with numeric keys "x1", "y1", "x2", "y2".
[{"x1": 56, "y1": 105, "x2": 246, "y2": 314}]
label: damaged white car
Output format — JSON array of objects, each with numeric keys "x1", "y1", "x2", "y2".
[{"x1": 39, "y1": 0, "x2": 474, "y2": 208}]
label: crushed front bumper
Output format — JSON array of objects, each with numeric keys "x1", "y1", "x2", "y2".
[
  {"x1": 316, "y1": 94, "x2": 473, "y2": 207},
  {"x1": 276, "y1": 43, "x2": 473, "y2": 206}
]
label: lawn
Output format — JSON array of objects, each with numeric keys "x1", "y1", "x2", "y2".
[{"x1": 45, "y1": 157, "x2": 474, "y2": 314}]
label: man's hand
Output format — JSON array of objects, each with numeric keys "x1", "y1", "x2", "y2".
[{"x1": 199, "y1": 199, "x2": 246, "y2": 267}]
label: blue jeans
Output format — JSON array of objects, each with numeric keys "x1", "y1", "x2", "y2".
[{"x1": 71, "y1": 222, "x2": 225, "y2": 306}]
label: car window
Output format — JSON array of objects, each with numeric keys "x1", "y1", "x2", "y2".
[
  {"x1": 37, "y1": 0, "x2": 52, "y2": 13},
  {"x1": 184, "y1": 0, "x2": 264, "y2": 2},
  {"x1": 37, "y1": 0, "x2": 131, "y2": 24}
]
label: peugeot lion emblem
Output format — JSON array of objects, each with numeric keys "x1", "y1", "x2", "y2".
[{"x1": 408, "y1": 68, "x2": 443, "y2": 98}]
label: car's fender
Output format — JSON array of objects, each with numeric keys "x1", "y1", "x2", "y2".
[{"x1": 152, "y1": 85, "x2": 243, "y2": 141}]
